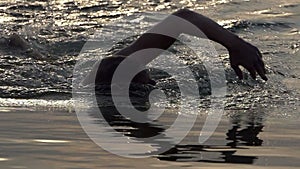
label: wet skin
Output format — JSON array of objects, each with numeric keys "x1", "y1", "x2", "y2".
[{"x1": 85, "y1": 9, "x2": 268, "y2": 85}]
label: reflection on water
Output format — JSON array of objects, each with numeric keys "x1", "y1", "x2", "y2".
[
  {"x1": 0, "y1": 158, "x2": 9, "y2": 162},
  {"x1": 157, "y1": 111, "x2": 265, "y2": 164},
  {"x1": 226, "y1": 112, "x2": 264, "y2": 147},
  {"x1": 0, "y1": 104, "x2": 299, "y2": 168},
  {"x1": 94, "y1": 88, "x2": 265, "y2": 164},
  {"x1": 93, "y1": 87, "x2": 175, "y2": 156},
  {"x1": 33, "y1": 139, "x2": 71, "y2": 143},
  {"x1": 158, "y1": 145, "x2": 257, "y2": 164},
  {"x1": 98, "y1": 105, "x2": 165, "y2": 139}
]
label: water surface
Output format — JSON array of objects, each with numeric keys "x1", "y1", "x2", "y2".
[{"x1": 0, "y1": 0, "x2": 299, "y2": 168}]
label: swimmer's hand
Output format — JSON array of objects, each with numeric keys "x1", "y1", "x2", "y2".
[{"x1": 228, "y1": 38, "x2": 268, "y2": 81}]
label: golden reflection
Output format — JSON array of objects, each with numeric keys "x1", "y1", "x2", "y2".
[
  {"x1": 250, "y1": 9, "x2": 294, "y2": 17},
  {"x1": 0, "y1": 109, "x2": 11, "y2": 112},
  {"x1": 33, "y1": 139, "x2": 71, "y2": 143},
  {"x1": 0, "y1": 158, "x2": 9, "y2": 161}
]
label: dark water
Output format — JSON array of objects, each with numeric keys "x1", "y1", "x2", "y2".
[
  {"x1": 0, "y1": 107, "x2": 299, "y2": 168},
  {"x1": 0, "y1": 0, "x2": 299, "y2": 112},
  {"x1": 0, "y1": 0, "x2": 299, "y2": 167}
]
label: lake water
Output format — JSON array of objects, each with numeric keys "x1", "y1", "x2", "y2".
[{"x1": 0, "y1": 0, "x2": 299, "y2": 168}]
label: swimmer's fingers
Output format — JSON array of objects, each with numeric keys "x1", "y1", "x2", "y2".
[
  {"x1": 243, "y1": 64, "x2": 257, "y2": 80},
  {"x1": 231, "y1": 64, "x2": 243, "y2": 80},
  {"x1": 257, "y1": 51, "x2": 267, "y2": 74},
  {"x1": 255, "y1": 51, "x2": 268, "y2": 80},
  {"x1": 255, "y1": 61, "x2": 268, "y2": 81}
]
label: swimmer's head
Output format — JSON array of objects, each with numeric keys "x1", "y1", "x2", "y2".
[{"x1": 82, "y1": 56, "x2": 156, "y2": 86}]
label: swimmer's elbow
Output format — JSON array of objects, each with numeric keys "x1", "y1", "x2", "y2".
[{"x1": 173, "y1": 8, "x2": 195, "y2": 17}]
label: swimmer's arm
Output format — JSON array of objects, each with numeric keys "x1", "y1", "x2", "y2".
[
  {"x1": 117, "y1": 9, "x2": 238, "y2": 57},
  {"x1": 172, "y1": 9, "x2": 267, "y2": 80},
  {"x1": 116, "y1": 9, "x2": 267, "y2": 80}
]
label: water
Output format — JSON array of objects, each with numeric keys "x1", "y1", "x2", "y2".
[
  {"x1": 0, "y1": 107, "x2": 299, "y2": 168},
  {"x1": 0, "y1": 0, "x2": 299, "y2": 109},
  {"x1": 0, "y1": 0, "x2": 299, "y2": 168}
]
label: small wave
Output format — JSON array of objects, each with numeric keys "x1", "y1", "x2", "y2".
[
  {"x1": 0, "y1": 98, "x2": 74, "y2": 110},
  {"x1": 8, "y1": 4, "x2": 44, "y2": 11},
  {"x1": 0, "y1": 53, "x2": 74, "y2": 98},
  {"x1": 222, "y1": 20, "x2": 293, "y2": 32},
  {"x1": 80, "y1": 4, "x2": 108, "y2": 12},
  {"x1": 279, "y1": 4, "x2": 299, "y2": 8}
]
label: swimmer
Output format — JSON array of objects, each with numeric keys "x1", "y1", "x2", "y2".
[{"x1": 83, "y1": 9, "x2": 268, "y2": 85}]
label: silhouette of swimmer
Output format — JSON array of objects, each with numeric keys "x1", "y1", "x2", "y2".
[
  {"x1": 82, "y1": 9, "x2": 268, "y2": 85},
  {"x1": 93, "y1": 56, "x2": 156, "y2": 85},
  {"x1": 2, "y1": 33, "x2": 45, "y2": 59}
]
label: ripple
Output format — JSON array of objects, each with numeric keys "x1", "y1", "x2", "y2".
[
  {"x1": 279, "y1": 4, "x2": 299, "y2": 8},
  {"x1": 0, "y1": 98, "x2": 74, "y2": 110},
  {"x1": 8, "y1": 4, "x2": 44, "y2": 11},
  {"x1": 33, "y1": 139, "x2": 71, "y2": 143},
  {"x1": 0, "y1": 158, "x2": 9, "y2": 162},
  {"x1": 221, "y1": 20, "x2": 293, "y2": 32}
]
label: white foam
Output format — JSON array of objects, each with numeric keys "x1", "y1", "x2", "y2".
[{"x1": 0, "y1": 98, "x2": 74, "y2": 110}]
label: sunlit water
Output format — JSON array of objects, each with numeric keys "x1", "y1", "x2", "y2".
[
  {"x1": 0, "y1": 0, "x2": 299, "y2": 168},
  {"x1": 0, "y1": 0, "x2": 299, "y2": 112}
]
